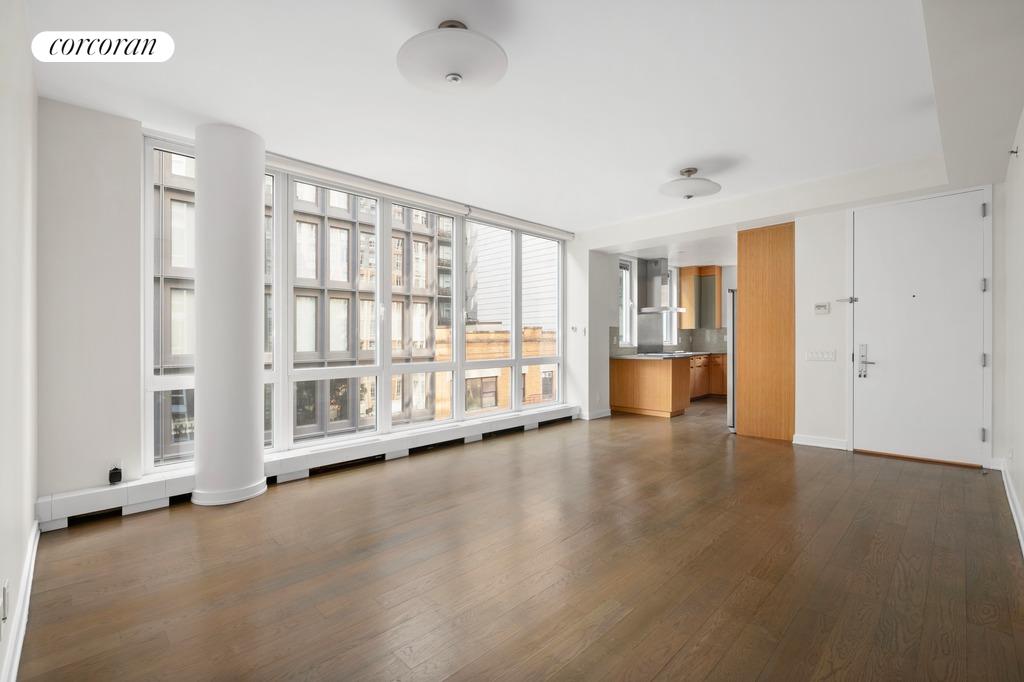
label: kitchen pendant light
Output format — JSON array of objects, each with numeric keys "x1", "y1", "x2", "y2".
[
  {"x1": 397, "y1": 20, "x2": 508, "y2": 92},
  {"x1": 659, "y1": 167, "x2": 722, "y2": 199}
]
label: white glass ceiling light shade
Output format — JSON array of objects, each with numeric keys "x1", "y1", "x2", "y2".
[
  {"x1": 659, "y1": 168, "x2": 722, "y2": 199},
  {"x1": 397, "y1": 20, "x2": 508, "y2": 92}
]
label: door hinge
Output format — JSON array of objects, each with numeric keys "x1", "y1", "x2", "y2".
[
  {"x1": 981, "y1": 427, "x2": 988, "y2": 443},
  {"x1": 982, "y1": 202, "x2": 988, "y2": 218},
  {"x1": 981, "y1": 278, "x2": 989, "y2": 292},
  {"x1": 982, "y1": 353, "x2": 989, "y2": 367}
]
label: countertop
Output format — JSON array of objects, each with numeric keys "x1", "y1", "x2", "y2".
[{"x1": 614, "y1": 351, "x2": 726, "y2": 360}]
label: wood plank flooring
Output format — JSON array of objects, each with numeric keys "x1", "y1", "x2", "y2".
[{"x1": 20, "y1": 400, "x2": 1024, "y2": 680}]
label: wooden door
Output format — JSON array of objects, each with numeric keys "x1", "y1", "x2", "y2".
[{"x1": 736, "y1": 223, "x2": 794, "y2": 440}]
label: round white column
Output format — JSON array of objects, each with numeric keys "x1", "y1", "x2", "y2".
[{"x1": 192, "y1": 123, "x2": 267, "y2": 506}]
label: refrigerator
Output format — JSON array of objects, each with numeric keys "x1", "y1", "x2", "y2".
[{"x1": 722, "y1": 265, "x2": 737, "y2": 432}]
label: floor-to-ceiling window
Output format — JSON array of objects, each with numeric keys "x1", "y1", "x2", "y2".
[
  {"x1": 464, "y1": 222, "x2": 513, "y2": 414},
  {"x1": 145, "y1": 141, "x2": 276, "y2": 466},
  {"x1": 289, "y1": 179, "x2": 378, "y2": 442},
  {"x1": 144, "y1": 137, "x2": 565, "y2": 467},
  {"x1": 149, "y1": 146, "x2": 198, "y2": 465},
  {"x1": 520, "y1": 233, "x2": 560, "y2": 406},
  {"x1": 390, "y1": 205, "x2": 455, "y2": 428}
]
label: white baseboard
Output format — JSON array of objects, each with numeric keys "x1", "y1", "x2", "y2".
[
  {"x1": 1, "y1": 521, "x2": 39, "y2": 682},
  {"x1": 37, "y1": 404, "x2": 580, "y2": 527},
  {"x1": 1001, "y1": 467, "x2": 1024, "y2": 560},
  {"x1": 584, "y1": 408, "x2": 611, "y2": 420},
  {"x1": 792, "y1": 434, "x2": 850, "y2": 451}
]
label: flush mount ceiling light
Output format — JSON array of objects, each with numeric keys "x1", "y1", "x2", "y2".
[
  {"x1": 397, "y1": 20, "x2": 508, "y2": 92},
  {"x1": 659, "y1": 167, "x2": 722, "y2": 199}
]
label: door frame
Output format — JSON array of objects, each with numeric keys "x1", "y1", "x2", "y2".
[{"x1": 845, "y1": 185, "x2": 993, "y2": 464}]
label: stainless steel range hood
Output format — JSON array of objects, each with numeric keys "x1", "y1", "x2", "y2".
[{"x1": 638, "y1": 258, "x2": 687, "y2": 314}]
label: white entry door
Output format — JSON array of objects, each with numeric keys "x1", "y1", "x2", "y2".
[{"x1": 852, "y1": 190, "x2": 989, "y2": 465}]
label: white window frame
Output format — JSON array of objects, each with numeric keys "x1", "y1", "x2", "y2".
[
  {"x1": 662, "y1": 267, "x2": 679, "y2": 346},
  {"x1": 143, "y1": 134, "x2": 568, "y2": 470},
  {"x1": 618, "y1": 258, "x2": 638, "y2": 347}
]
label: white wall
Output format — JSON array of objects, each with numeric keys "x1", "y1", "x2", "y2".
[
  {"x1": 565, "y1": 240, "x2": 617, "y2": 419},
  {"x1": 1000, "y1": 106, "x2": 1024, "y2": 513},
  {"x1": 587, "y1": 250, "x2": 618, "y2": 417},
  {"x1": 794, "y1": 212, "x2": 850, "y2": 448},
  {"x1": 37, "y1": 99, "x2": 142, "y2": 495},
  {"x1": 0, "y1": 0, "x2": 37, "y2": 675}
]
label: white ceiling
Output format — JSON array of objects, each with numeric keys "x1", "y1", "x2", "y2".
[
  {"x1": 27, "y1": 0, "x2": 942, "y2": 232},
  {"x1": 629, "y1": 231, "x2": 739, "y2": 268}
]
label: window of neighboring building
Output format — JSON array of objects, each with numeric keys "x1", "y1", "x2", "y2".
[{"x1": 392, "y1": 236, "x2": 405, "y2": 288}]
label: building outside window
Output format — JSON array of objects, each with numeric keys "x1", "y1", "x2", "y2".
[
  {"x1": 391, "y1": 300, "x2": 404, "y2": 352},
  {"x1": 413, "y1": 240, "x2": 428, "y2": 289},
  {"x1": 329, "y1": 225, "x2": 348, "y2": 282},
  {"x1": 360, "y1": 299, "x2": 376, "y2": 351},
  {"x1": 329, "y1": 297, "x2": 348, "y2": 352},
  {"x1": 328, "y1": 190, "x2": 348, "y2": 209},
  {"x1": 411, "y1": 302, "x2": 428, "y2": 350},
  {"x1": 412, "y1": 209, "x2": 428, "y2": 228},
  {"x1": 295, "y1": 181, "x2": 317, "y2": 204},
  {"x1": 359, "y1": 231, "x2": 376, "y2": 289},
  {"x1": 466, "y1": 375, "x2": 499, "y2": 411},
  {"x1": 392, "y1": 236, "x2": 405, "y2": 288}
]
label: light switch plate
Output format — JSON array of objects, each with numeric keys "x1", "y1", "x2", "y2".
[
  {"x1": 814, "y1": 302, "x2": 831, "y2": 315},
  {"x1": 805, "y1": 350, "x2": 837, "y2": 362}
]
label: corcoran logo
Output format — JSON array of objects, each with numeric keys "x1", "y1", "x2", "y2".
[{"x1": 31, "y1": 31, "x2": 174, "y2": 62}]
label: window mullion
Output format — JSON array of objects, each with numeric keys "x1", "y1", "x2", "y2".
[
  {"x1": 512, "y1": 230, "x2": 523, "y2": 412},
  {"x1": 379, "y1": 198, "x2": 393, "y2": 435},
  {"x1": 559, "y1": 240, "x2": 566, "y2": 405},
  {"x1": 453, "y1": 215, "x2": 466, "y2": 421},
  {"x1": 275, "y1": 170, "x2": 292, "y2": 451}
]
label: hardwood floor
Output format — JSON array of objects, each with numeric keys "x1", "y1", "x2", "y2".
[{"x1": 20, "y1": 400, "x2": 1024, "y2": 680}]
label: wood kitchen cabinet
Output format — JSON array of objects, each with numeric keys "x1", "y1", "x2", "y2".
[
  {"x1": 610, "y1": 358, "x2": 690, "y2": 418},
  {"x1": 689, "y1": 355, "x2": 709, "y2": 398},
  {"x1": 709, "y1": 353, "x2": 727, "y2": 396},
  {"x1": 688, "y1": 354, "x2": 727, "y2": 399},
  {"x1": 678, "y1": 266, "x2": 722, "y2": 330}
]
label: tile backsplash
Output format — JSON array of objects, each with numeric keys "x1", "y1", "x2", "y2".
[
  {"x1": 679, "y1": 327, "x2": 728, "y2": 353},
  {"x1": 609, "y1": 326, "x2": 727, "y2": 355}
]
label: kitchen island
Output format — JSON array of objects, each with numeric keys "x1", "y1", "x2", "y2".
[{"x1": 610, "y1": 352, "x2": 726, "y2": 418}]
